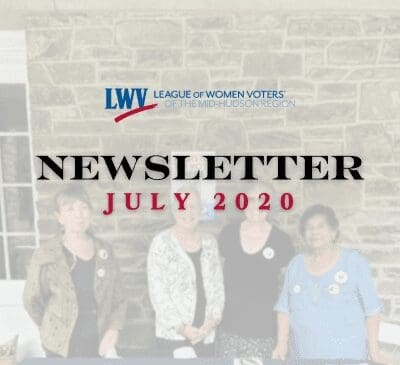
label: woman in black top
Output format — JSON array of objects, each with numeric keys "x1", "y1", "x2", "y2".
[
  {"x1": 217, "y1": 183, "x2": 294, "y2": 358},
  {"x1": 63, "y1": 246, "x2": 99, "y2": 357}
]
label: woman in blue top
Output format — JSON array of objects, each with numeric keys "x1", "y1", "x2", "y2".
[{"x1": 273, "y1": 204, "x2": 390, "y2": 364}]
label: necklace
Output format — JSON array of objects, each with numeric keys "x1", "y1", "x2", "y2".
[{"x1": 69, "y1": 253, "x2": 77, "y2": 272}]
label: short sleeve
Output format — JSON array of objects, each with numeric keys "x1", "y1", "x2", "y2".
[
  {"x1": 274, "y1": 256, "x2": 297, "y2": 313},
  {"x1": 353, "y1": 252, "x2": 383, "y2": 317}
]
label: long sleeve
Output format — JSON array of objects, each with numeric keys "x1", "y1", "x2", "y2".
[
  {"x1": 147, "y1": 236, "x2": 183, "y2": 331},
  {"x1": 206, "y1": 237, "x2": 225, "y2": 321},
  {"x1": 107, "y1": 251, "x2": 128, "y2": 331},
  {"x1": 23, "y1": 250, "x2": 46, "y2": 326}
]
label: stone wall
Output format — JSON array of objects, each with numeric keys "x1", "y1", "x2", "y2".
[{"x1": 23, "y1": 9, "x2": 400, "y2": 355}]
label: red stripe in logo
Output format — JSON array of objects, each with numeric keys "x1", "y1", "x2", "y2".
[{"x1": 114, "y1": 103, "x2": 158, "y2": 123}]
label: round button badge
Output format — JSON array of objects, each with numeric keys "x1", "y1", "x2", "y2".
[
  {"x1": 97, "y1": 268, "x2": 106, "y2": 278},
  {"x1": 334, "y1": 270, "x2": 348, "y2": 284},
  {"x1": 263, "y1": 247, "x2": 275, "y2": 260},
  {"x1": 328, "y1": 283, "x2": 340, "y2": 295},
  {"x1": 98, "y1": 249, "x2": 109, "y2": 260},
  {"x1": 293, "y1": 284, "x2": 301, "y2": 294}
]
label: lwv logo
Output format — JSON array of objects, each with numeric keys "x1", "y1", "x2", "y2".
[{"x1": 105, "y1": 88, "x2": 158, "y2": 123}]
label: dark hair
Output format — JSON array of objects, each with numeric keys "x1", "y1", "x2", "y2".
[
  {"x1": 299, "y1": 204, "x2": 339, "y2": 237},
  {"x1": 54, "y1": 185, "x2": 92, "y2": 212}
]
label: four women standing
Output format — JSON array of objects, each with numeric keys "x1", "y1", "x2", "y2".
[{"x1": 24, "y1": 185, "x2": 390, "y2": 363}]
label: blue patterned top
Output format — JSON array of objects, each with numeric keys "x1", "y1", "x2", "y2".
[{"x1": 274, "y1": 248, "x2": 383, "y2": 360}]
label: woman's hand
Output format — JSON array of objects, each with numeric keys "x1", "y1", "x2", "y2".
[
  {"x1": 367, "y1": 315, "x2": 392, "y2": 365},
  {"x1": 98, "y1": 329, "x2": 119, "y2": 357},
  {"x1": 273, "y1": 312, "x2": 289, "y2": 360},
  {"x1": 271, "y1": 343, "x2": 287, "y2": 360},
  {"x1": 370, "y1": 349, "x2": 392, "y2": 365},
  {"x1": 189, "y1": 320, "x2": 218, "y2": 345},
  {"x1": 182, "y1": 325, "x2": 203, "y2": 343},
  {"x1": 200, "y1": 319, "x2": 217, "y2": 335}
]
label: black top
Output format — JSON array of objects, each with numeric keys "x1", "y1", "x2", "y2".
[
  {"x1": 63, "y1": 247, "x2": 99, "y2": 357},
  {"x1": 187, "y1": 249, "x2": 206, "y2": 328},
  {"x1": 219, "y1": 220, "x2": 294, "y2": 338}
]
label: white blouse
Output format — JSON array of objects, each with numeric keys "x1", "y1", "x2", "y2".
[{"x1": 147, "y1": 228, "x2": 225, "y2": 343}]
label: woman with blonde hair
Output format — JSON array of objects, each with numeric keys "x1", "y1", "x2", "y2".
[
  {"x1": 217, "y1": 182, "x2": 294, "y2": 358},
  {"x1": 147, "y1": 186, "x2": 224, "y2": 357}
]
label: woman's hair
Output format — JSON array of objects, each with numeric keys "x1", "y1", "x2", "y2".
[
  {"x1": 172, "y1": 184, "x2": 202, "y2": 211},
  {"x1": 237, "y1": 180, "x2": 277, "y2": 223},
  {"x1": 299, "y1": 204, "x2": 339, "y2": 237},
  {"x1": 54, "y1": 184, "x2": 92, "y2": 212},
  {"x1": 243, "y1": 180, "x2": 276, "y2": 196}
]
